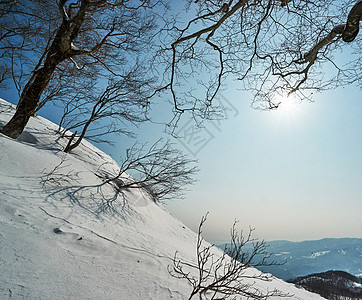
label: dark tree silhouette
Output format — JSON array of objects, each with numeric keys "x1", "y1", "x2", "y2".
[
  {"x1": 158, "y1": 0, "x2": 361, "y2": 123},
  {"x1": 61, "y1": 67, "x2": 154, "y2": 153},
  {"x1": 1, "y1": 1, "x2": 360, "y2": 139},
  {"x1": 0, "y1": 0, "x2": 162, "y2": 138}
]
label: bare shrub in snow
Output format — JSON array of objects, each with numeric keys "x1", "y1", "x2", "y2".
[
  {"x1": 102, "y1": 139, "x2": 198, "y2": 201},
  {"x1": 169, "y1": 214, "x2": 291, "y2": 299}
]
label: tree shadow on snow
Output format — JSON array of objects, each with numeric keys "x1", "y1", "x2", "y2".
[{"x1": 39, "y1": 161, "x2": 147, "y2": 222}]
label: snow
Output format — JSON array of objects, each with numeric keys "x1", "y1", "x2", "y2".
[
  {"x1": 0, "y1": 99, "x2": 326, "y2": 299},
  {"x1": 306, "y1": 251, "x2": 331, "y2": 259},
  {"x1": 275, "y1": 252, "x2": 291, "y2": 256},
  {"x1": 339, "y1": 249, "x2": 347, "y2": 255}
]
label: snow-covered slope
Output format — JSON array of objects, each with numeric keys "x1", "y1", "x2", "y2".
[{"x1": 0, "y1": 99, "x2": 325, "y2": 299}]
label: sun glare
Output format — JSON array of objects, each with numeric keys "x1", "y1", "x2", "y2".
[
  {"x1": 269, "y1": 93, "x2": 303, "y2": 127},
  {"x1": 279, "y1": 97, "x2": 296, "y2": 112},
  {"x1": 276, "y1": 94, "x2": 298, "y2": 115}
]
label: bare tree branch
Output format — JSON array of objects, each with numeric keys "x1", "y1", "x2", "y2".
[
  {"x1": 159, "y1": 0, "x2": 361, "y2": 119},
  {"x1": 98, "y1": 139, "x2": 198, "y2": 201},
  {"x1": 169, "y1": 214, "x2": 291, "y2": 299},
  {"x1": 0, "y1": 0, "x2": 163, "y2": 139}
]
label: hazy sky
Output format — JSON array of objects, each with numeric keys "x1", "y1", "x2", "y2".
[{"x1": 164, "y1": 85, "x2": 362, "y2": 243}]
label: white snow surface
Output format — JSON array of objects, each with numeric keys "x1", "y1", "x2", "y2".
[
  {"x1": 306, "y1": 251, "x2": 331, "y2": 259},
  {"x1": 0, "y1": 99, "x2": 325, "y2": 299}
]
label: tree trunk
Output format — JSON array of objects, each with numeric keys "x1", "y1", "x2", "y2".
[
  {"x1": 1, "y1": 64, "x2": 59, "y2": 138},
  {"x1": 63, "y1": 119, "x2": 91, "y2": 153},
  {"x1": 0, "y1": 25, "x2": 68, "y2": 139},
  {"x1": 0, "y1": 1, "x2": 88, "y2": 139},
  {"x1": 342, "y1": 0, "x2": 362, "y2": 42}
]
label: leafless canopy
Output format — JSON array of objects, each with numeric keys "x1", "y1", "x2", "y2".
[
  {"x1": 1, "y1": 1, "x2": 360, "y2": 139},
  {"x1": 61, "y1": 66, "x2": 155, "y2": 153},
  {"x1": 0, "y1": 0, "x2": 164, "y2": 138},
  {"x1": 158, "y1": 0, "x2": 361, "y2": 120}
]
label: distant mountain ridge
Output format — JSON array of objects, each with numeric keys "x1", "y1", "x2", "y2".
[
  {"x1": 219, "y1": 238, "x2": 362, "y2": 281},
  {"x1": 288, "y1": 270, "x2": 362, "y2": 300}
]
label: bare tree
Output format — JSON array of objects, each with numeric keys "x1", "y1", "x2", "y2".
[
  {"x1": 158, "y1": 0, "x2": 361, "y2": 124},
  {"x1": 169, "y1": 214, "x2": 291, "y2": 300},
  {"x1": 2, "y1": 1, "x2": 359, "y2": 139},
  {"x1": 0, "y1": 0, "x2": 164, "y2": 139},
  {"x1": 99, "y1": 139, "x2": 199, "y2": 201},
  {"x1": 62, "y1": 66, "x2": 154, "y2": 153}
]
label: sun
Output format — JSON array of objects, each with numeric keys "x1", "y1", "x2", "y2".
[
  {"x1": 279, "y1": 97, "x2": 296, "y2": 112},
  {"x1": 268, "y1": 93, "x2": 304, "y2": 128},
  {"x1": 275, "y1": 94, "x2": 298, "y2": 115}
]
